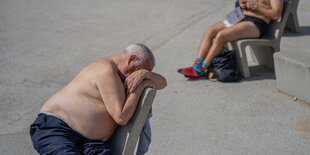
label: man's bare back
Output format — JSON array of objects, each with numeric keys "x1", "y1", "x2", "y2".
[{"x1": 40, "y1": 57, "x2": 121, "y2": 141}]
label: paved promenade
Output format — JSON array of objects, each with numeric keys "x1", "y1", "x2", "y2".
[{"x1": 0, "y1": 0, "x2": 309, "y2": 154}]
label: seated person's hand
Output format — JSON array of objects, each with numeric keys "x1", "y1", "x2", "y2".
[
  {"x1": 239, "y1": 0, "x2": 248, "y2": 9},
  {"x1": 125, "y1": 69, "x2": 149, "y2": 95}
]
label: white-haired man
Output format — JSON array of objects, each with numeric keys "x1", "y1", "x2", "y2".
[{"x1": 30, "y1": 43, "x2": 167, "y2": 154}]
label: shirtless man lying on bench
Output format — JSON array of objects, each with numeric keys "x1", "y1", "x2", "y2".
[{"x1": 30, "y1": 43, "x2": 167, "y2": 154}]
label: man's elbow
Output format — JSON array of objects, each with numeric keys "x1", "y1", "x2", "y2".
[
  {"x1": 114, "y1": 117, "x2": 128, "y2": 125},
  {"x1": 156, "y1": 78, "x2": 167, "y2": 90},
  {"x1": 117, "y1": 120, "x2": 128, "y2": 126}
]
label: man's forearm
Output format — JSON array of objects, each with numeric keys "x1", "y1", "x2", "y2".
[
  {"x1": 118, "y1": 80, "x2": 152, "y2": 125},
  {"x1": 144, "y1": 71, "x2": 167, "y2": 90}
]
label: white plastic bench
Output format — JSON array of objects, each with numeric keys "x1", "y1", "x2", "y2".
[
  {"x1": 108, "y1": 87, "x2": 156, "y2": 155},
  {"x1": 227, "y1": 0, "x2": 299, "y2": 78}
]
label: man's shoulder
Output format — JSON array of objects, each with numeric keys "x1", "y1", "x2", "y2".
[{"x1": 91, "y1": 58, "x2": 117, "y2": 76}]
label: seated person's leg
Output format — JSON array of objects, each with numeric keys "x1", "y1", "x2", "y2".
[
  {"x1": 30, "y1": 113, "x2": 82, "y2": 155},
  {"x1": 81, "y1": 139, "x2": 111, "y2": 155},
  {"x1": 204, "y1": 21, "x2": 260, "y2": 65},
  {"x1": 178, "y1": 21, "x2": 226, "y2": 78},
  {"x1": 197, "y1": 21, "x2": 227, "y2": 60}
]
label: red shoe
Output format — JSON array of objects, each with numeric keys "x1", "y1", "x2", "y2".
[{"x1": 178, "y1": 66, "x2": 202, "y2": 77}]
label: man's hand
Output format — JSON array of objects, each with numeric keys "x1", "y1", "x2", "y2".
[
  {"x1": 125, "y1": 69, "x2": 167, "y2": 95},
  {"x1": 125, "y1": 69, "x2": 148, "y2": 95}
]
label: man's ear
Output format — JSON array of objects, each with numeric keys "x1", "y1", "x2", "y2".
[{"x1": 128, "y1": 55, "x2": 138, "y2": 65}]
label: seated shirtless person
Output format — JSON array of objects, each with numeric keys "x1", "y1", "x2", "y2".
[
  {"x1": 30, "y1": 43, "x2": 167, "y2": 154},
  {"x1": 178, "y1": 0, "x2": 284, "y2": 79}
]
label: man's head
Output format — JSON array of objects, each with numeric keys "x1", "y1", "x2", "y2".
[{"x1": 122, "y1": 43, "x2": 155, "y2": 76}]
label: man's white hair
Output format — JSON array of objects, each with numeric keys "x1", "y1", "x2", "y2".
[{"x1": 124, "y1": 43, "x2": 155, "y2": 67}]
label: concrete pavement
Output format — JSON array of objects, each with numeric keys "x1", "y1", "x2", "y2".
[{"x1": 0, "y1": 0, "x2": 309, "y2": 154}]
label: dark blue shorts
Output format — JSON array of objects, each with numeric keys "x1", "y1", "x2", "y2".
[
  {"x1": 243, "y1": 15, "x2": 268, "y2": 37},
  {"x1": 30, "y1": 113, "x2": 111, "y2": 155}
]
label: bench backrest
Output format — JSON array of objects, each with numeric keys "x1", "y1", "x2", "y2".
[
  {"x1": 108, "y1": 87, "x2": 156, "y2": 155},
  {"x1": 262, "y1": 1, "x2": 290, "y2": 41}
]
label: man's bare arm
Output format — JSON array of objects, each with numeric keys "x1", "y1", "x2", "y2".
[
  {"x1": 120, "y1": 80, "x2": 154, "y2": 124},
  {"x1": 95, "y1": 64, "x2": 154, "y2": 125},
  {"x1": 247, "y1": 0, "x2": 284, "y2": 21},
  {"x1": 125, "y1": 69, "x2": 167, "y2": 94},
  {"x1": 144, "y1": 70, "x2": 167, "y2": 90}
]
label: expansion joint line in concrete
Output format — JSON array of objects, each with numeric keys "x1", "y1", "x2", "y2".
[{"x1": 143, "y1": 0, "x2": 231, "y2": 52}]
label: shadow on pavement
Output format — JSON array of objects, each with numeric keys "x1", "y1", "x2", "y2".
[
  {"x1": 284, "y1": 26, "x2": 310, "y2": 37},
  {"x1": 245, "y1": 65, "x2": 276, "y2": 81},
  {"x1": 184, "y1": 65, "x2": 276, "y2": 82}
]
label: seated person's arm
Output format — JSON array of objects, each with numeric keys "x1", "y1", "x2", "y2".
[
  {"x1": 247, "y1": 0, "x2": 284, "y2": 21},
  {"x1": 95, "y1": 64, "x2": 154, "y2": 125},
  {"x1": 125, "y1": 69, "x2": 167, "y2": 94}
]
